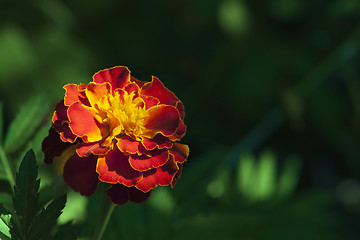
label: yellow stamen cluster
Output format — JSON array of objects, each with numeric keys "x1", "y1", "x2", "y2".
[{"x1": 94, "y1": 91, "x2": 148, "y2": 143}]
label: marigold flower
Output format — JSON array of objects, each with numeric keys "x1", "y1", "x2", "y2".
[{"x1": 42, "y1": 66, "x2": 188, "y2": 205}]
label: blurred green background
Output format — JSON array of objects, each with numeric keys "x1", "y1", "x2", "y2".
[{"x1": 1, "y1": 0, "x2": 360, "y2": 239}]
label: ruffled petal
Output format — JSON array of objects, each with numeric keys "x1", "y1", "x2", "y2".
[
  {"x1": 106, "y1": 184, "x2": 151, "y2": 205},
  {"x1": 176, "y1": 101, "x2": 185, "y2": 120},
  {"x1": 42, "y1": 127, "x2": 75, "y2": 165},
  {"x1": 141, "y1": 134, "x2": 173, "y2": 150},
  {"x1": 169, "y1": 143, "x2": 189, "y2": 164},
  {"x1": 129, "y1": 149, "x2": 169, "y2": 171},
  {"x1": 142, "y1": 105, "x2": 180, "y2": 138},
  {"x1": 64, "y1": 84, "x2": 89, "y2": 106},
  {"x1": 130, "y1": 76, "x2": 146, "y2": 88},
  {"x1": 171, "y1": 163, "x2": 183, "y2": 188},
  {"x1": 68, "y1": 102, "x2": 108, "y2": 142},
  {"x1": 96, "y1": 148, "x2": 142, "y2": 186},
  {"x1": 116, "y1": 136, "x2": 148, "y2": 155},
  {"x1": 76, "y1": 141, "x2": 111, "y2": 157},
  {"x1": 52, "y1": 100, "x2": 78, "y2": 143},
  {"x1": 93, "y1": 66, "x2": 131, "y2": 91},
  {"x1": 85, "y1": 82, "x2": 112, "y2": 107},
  {"x1": 140, "y1": 95, "x2": 160, "y2": 110},
  {"x1": 52, "y1": 100, "x2": 68, "y2": 126},
  {"x1": 63, "y1": 154, "x2": 100, "y2": 196},
  {"x1": 135, "y1": 155, "x2": 178, "y2": 192},
  {"x1": 169, "y1": 120, "x2": 187, "y2": 141},
  {"x1": 140, "y1": 76, "x2": 179, "y2": 106}
]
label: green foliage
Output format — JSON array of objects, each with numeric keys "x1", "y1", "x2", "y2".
[
  {"x1": 236, "y1": 151, "x2": 302, "y2": 202},
  {"x1": 0, "y1": 149, "x2": 83, "y2": 240},
  {"x1": 12, "y1": 150, "x2": 40, "y2": 236},
  {"x1": 0, "y1": 101, "x2": 3, "y2": 144},
  {"x1": 4, "y1": 95, "x2": 49, "y2": 154}
]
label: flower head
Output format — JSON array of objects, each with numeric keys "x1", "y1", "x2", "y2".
[{"x1": 42, "y1": 66, "x2": 188, "y2": 205}]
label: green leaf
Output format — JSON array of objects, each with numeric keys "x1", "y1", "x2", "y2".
[
  {"x1": 0, "y1": 101, "x2": 3, "y2": 144},
  {"x1": 52, "y1": 222, "x2": 83, "y2": 240},
  {"x1": 0, "y1": 204, "x2": 11, "y2": 239},
  {"x1": 254, "y1": 151, "x2": 276, "y2": 201},
  {"x1": 28, "y1": 195, "x2": 67, "y2": 240},
  {"x1": 13, "y1": 149, "x2": 39, "y2": 238},
  {"x1": 4, "y1": 94, "x2": 50, "y2": 153},
  {"x1": 236, "y1": 152, "x2": 255, "y2": 196},
  {"x1": 277, "y1": 155, "x2": 301, "y2": 199}
]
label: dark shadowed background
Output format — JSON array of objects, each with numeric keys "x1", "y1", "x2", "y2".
[{"x1": 1, "y1": 0, "x2": 360, "y2": 239}]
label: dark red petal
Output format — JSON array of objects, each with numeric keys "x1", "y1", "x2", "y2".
[
  {"x1": 130, "y1": 76, "x2": 146, "y2": 88},
  {"x1": 142, "y1": 105, "x2": 180, "y2": 138},
  {"x1": 63, "y1": 154, "x2": 100, "y2": 196},
  {"x1": 140, "y1": 95, "x2": 159, "y2": 110},
  {"x1": 93, "y1": 66, "x2": 131, "y2": 91},
  {"x1": 129, "y1": 149, "x2": 169, "y2": 171},
  {"x1": 141, "y1": 134, "x2": 173, "y2": 151},
  {"x1": 171, "y1": 163, "x2": 183, "y2": 188},
  {"x1": 76, "y1": 141, "x2": 111, "y2": 157},
  {"x1": 64, "y1": 84, "x2": 90, "y2": 107},
  {"x1": 169, "y1": 120, "x2": 187, "y2": 141},
  {"x1": 54, "y1": 123, "x2": 78, "y2": 143},
  {"x1": 169, "y1": 143, "x2": 189, "y2": 164},
  {"x1": 124, "y1": 82, "x2": 140, "y2": 95},
  {"x1": 116, "y1": 136, "x2": 148, "y2": 155},
  {"x1": 176, "y1": 101, "x2": 185, "y2": 120},
  {"x1": 96, "y1": 148, "x2": 142, "y2": 186},
  {"x1": 140, "y1": 76, "x2": 179, "y2": 106},
  {"x1": 42, "y1": 127, "x2": 74, "y2": 164},
  {"x1": 135, "y1": 155, "x2": 178, "y2": 192},
  {"x1": 52, "y1": 100, "x2": 68, "y2": 126},
  {"x1": 106, "y1": 184, "x2": 151, "y2": 205}
]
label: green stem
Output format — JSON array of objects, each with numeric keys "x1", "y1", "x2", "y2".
[
  {"x1": 0, "y1": 145, "x2": 15, "y2": 192},
  {"x1": 92, "y1": 192, "x2": 116, "y2": 240}
]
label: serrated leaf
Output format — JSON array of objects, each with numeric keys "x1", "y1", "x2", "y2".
[
  {"x1": 9, "y1": 216, "x2": 22, "y2": 240},
  {"x1": 52, "y1": 222, "x2": 83, "y2": 240},
  {"x1": 4, "y1": 94, "x2": 50, "y2": 153},
  {"x1": 28, "y1": 194, "x2": 67, "y2": 240},
  {"x1": 13, "y1": 149, "x2": 39, "y2": 238}
]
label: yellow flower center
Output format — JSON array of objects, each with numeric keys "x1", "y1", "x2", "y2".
[{"x1": 94, "y1": 91, "x2": 148, "y2": 143}]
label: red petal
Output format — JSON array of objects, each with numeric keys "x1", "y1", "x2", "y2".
[
  {"x1": 68, "y1": 102, "x2": 107, "y2": 142},
  {"x1": 176, "y1": 101, "x2": 185, "y2": 120},
  {"x1": 116, "y1": 136, "x2": 148, "y2": 155},
  {"x1": 140, "y1": 76, "x2": 179, "y2": 106},
  {"x1": 54, "y1": 123, "x2": 78, "y2": 143},
  {"x1": 93, "y1": 66, "x2": 131, "y2": 91},
  {"x1": 130, "y1": 76, "x2": 146, "y2": 88},
  {"x1": 42, "y1": 128, "x2": 74, "y2": 164},
  {"x1": 76, "y1": 141, "x2": 111, "y2": 157},
  {"x1": 141, "y1": 134, "x2": 173, "y2": 150},
  {"x1": 106, "y1": 184, "x2": 151, "y2": 205},
  {"x1": 52, "y1": 100, "x2": 68, "y2": 126},
  {"x1": 140, "y1": 95, "x2": 160, "y2": 110},
  {"x1": 96, "y1": 148, "x2": 142, "y2": 186},
  {"x1": 64, "y1": 84, "x2": 90, "y2": 106},
  {"x1": 169, "y1": 120, "x2": 187, "y2": 141},
  {"x1": 171, "y1": 163, "x2": 183, "y2": 188},
  {"x1": 85, "y1": 82, "x2": 112, "y2": 107},
  {"x1": 135, "y1": 155, "x2": 178, "y2": 192},
  {"x1": 169, "y1": 143, "x2": 189, "y2": 164},
  {"x1": 142, "y1": 105, "x2": 180, "y2": 138},
  {"x1": 124, "y1": 82, "x2": 140, "y2": 95},
  {"x1": 129, "y1": 149, "x2": 169, "y2": 171},
  {"x1": 63, "y1": 154, "x2": 100, "y2": 196}
]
